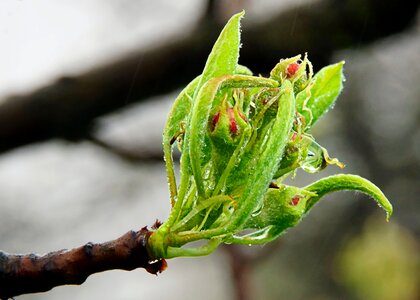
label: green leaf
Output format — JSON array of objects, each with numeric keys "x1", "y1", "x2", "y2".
[
  {"x1": 236, "y1": 64, "x2": 253, "y2": 76},
  {"x1": 296, "y1": 61, "x2": 344, "y2": 128},
  {"x1": 163, "y1": 77, "x2": 200, "y2": 147},
  {"x1": 162, "y1": 76, "x2": 200, "y2": 203},
  {"x1": 194, "y1": 11, "x2": 244, "y2": 94},
  {"x1": 304, "y1": 174, "x2": 393, "y2": 221},
  {"x1": 227, "y1": 80, "x2": 295, "y2": 230}
]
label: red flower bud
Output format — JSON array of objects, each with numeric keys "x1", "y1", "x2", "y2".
[
  {"x1": 286, "y1": 63, "x2": 300, "y2": 78},
  {"x1": 227, "y1": 107, "x2": 238, "y2": 135},
  {"x1": 290, "y1": 195, "x2": 301, "y2": 206},
  {"x1": 211, "y1": 112, "x2": 221, "y2": 132}
]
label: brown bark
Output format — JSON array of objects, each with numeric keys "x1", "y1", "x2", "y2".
[{"x1": 0, "y1": 227, "x2": 166, "y2": 299}]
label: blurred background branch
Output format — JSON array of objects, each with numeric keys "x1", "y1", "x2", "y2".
[{"x1": 0, "y1": 0, "x2": 418, "y2": 155}]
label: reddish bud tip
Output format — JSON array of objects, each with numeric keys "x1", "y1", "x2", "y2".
[
  {"x1": 290, "y1": 195, "x2": 301, "y2": 206},
  {"x1": 211, "y1": 112, "x2": 220, "y2": 131},
  {"x1": 230, "y1": 120, "x2": 238, "y2": 135},
  {"x1": 291, "y1": 132, "x2": 302, "y2": 142},
  {"x1": 286, "y1": 63, "x2": 300, "y2": 78},
  {"x1": 227, "y1": 108, "x2": 238, "y2": 135}
]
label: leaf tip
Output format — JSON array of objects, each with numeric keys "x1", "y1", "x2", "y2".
[
  {"x1": 385, "y1": 203, "x2": 393, "y2": 222},
  {"x1": 230, "y1": 10, "x2": 245, "y2": 22}
]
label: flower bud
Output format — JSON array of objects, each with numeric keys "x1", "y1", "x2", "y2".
[
  {"x1": 274, "y1": 132, "x2": 310, "y2": 178},
  {"x1": 253, "y1": 88, "x2": 280, "y2": 116},
  {"x1": 270, "y1": 54, "x2": 313, "y2": 94},
  {"x1": 210, "y1": 94, "x2": 248, "y2": 140},
  {"x1": 244, "y1": 185, "x2": 315, "y2": 234},
  {"x1": 209, "y1": 92, "x2": 250, "y2": 176},
  {"x1": 286, "y1": 63, "x2": 300, "y2": 78}
]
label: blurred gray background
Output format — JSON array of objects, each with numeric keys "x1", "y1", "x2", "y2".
[{"x1": 0, "y1": 0, "x2": 419, "y2": 299}]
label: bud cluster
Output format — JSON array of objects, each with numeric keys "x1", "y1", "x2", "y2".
[{"x1": 149, "y1": 11, "x2": 392, "y2": 259}]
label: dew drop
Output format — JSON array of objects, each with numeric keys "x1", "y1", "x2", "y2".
[
  {"x1": 251, "y1": 202, "x2": 264, "y2": 217},
  {"x1": 301, "y1": 139, "x2": 325, "y2": 173}
]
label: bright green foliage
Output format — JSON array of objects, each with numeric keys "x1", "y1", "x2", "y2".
[
  {"x1": 296, "y1": 61, "x2": 345, "y2": 128},
  {"x1": 148, "y1": 12, "x2": 392, "y2": 259},
  {"x1": 304, "y1": 174, "x2": 393, "y2": 220}
]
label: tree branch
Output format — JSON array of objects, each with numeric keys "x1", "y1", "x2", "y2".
[
  {"x1": 223, "y1": 240, "x2": 283, "y2": 300},
  {"x1": 0, "y1": 227, "x2": 166, "y2": 299},
  {"x1": 0, "y1": 0, "x2": 417, "y2": 155},
  {"x1": 87, "y1": 134, "x2": 166, "y2": 163}
]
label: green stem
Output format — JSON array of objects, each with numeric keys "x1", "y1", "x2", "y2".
[
  {"x1": 166, "y1": 239, "x2": 222, "y2": 258},
  {"x1": 171, "y1": 195, "x2": 233, "y2": 232}
]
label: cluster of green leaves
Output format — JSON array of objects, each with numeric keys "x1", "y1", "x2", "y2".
[{"x1": 148, "y1": 12, "x2": 392, "y2": 259}]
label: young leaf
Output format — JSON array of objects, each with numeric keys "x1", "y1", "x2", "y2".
[
  {"x1": 304, "y1": 174, "x2": 393, "y2": 220},
  {"x1": 183, "y1": 11, "x2": 245, "y2": 198},
  {"x1": 296, "y1": 61, "x2": 344, "y2": 128},
  {"x1": 228, "y1": 80, "x2": 295, "y2": 230},
  {"x1": 163, "y1": 77, "x2": 200, "y2": 147},
  {"x1": 162, "y1": 76, "x2": 200, "y2": 203},
  {"x1": 236, "y1": 64, "x2": 253, "y2": 76},
  {"x1": 194, "y1": 11, "x2": 244, "y2": 94}
]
